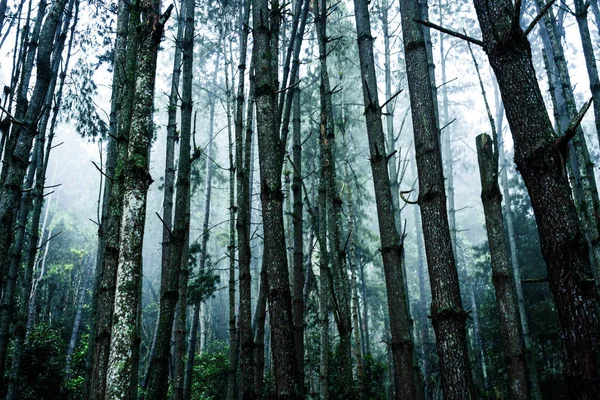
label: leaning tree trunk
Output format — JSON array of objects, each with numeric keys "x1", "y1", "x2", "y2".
[
  {"x1": 0, "y1": 0, "x2": 67, "y2": 381},
  {"x1": 574, "y1": 0, "x2": 600, "y2": 148},
  {"x1": 473, "y1": 1, "x2": 600, "y2": 397},
  {"x1": 251, "y1": 0, "x2": 300, "y2": 396},
  {"x1": 104, "y1": 4, "x2": 173, "y2": 399},
  {"x1": 397, "y1": 0, "x2": 474, "y2": 398},
  {"x1": 145, "y1": 0, "x2": 193, "y2": 395},
  {"x1": 0, "y1": 0, "x2": 47, "y2": 187},
  {"x1": 352, "y1": 0, "x2": 421, "y2": 398},
  {"x1": 66, "y1": 256, "x2": 94, "y2": 376}
]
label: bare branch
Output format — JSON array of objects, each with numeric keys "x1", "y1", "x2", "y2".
[
  {"x1": 554, "y1": 98, "x2": 592, "y2": 150},
  {"x1": 525, "y1": 0, "x2": 558, "y2": 36},
  {"x1": 380, "y1": 89, "x2": 403, "y2": 111},
  {"x1": 416, "y1": 19, "x2": 484, "y2": 47},
  {"x1": 37, "y1": 230, "x2": 62, "y2": 249},
  {"x1": 400, "y1": 190, "x2": 419, "y2": 205}
]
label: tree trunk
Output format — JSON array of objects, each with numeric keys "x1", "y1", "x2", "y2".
[
  {"x1": 494, "y1": 88, "x2": 543, "y2": 399},
  {"x1": 0, "y1": 0, "x2": 47, "y2": 186},
  {"x1": 353, "y1": 0, "x2": 430, "y2": 398},
  {"x1": 66, "y1": 255, "x2": 93, "y2": 376},
  {"x1": 410, "y1": 153, "x2": 434, "y2": 399},
  {"x1": 396, "y1": 0, "x2": 474, "y2": 398},
  {"x1": 574, "y1": 0, "x2": 600, "y2": 148},
  {"x1": 234, "y1": 0, "x2": 256, "y2": 397},
  {"x1": 6, "y1": 3, "x2": 77, "y2": 396},
  {"x1": 317, "y1": 178, "x2": 330, "y2": 400},
  {"x1": 473, "y1": 1, "x2": 600, "y2": 396},
  {"x1": 226, "y1": 46, "x2": 239, "y2": 400},
  {"x1": 0, "y1": 0, "x2": 67, "y2": 382},
  {"x1": 183, "y1": 50, "x2": 219, "y2": 400},
  {"x1": 145, "y1": 0, "x2": 193, "y2": 396},
  {"x1": 359, "y1": 259, "x2": 370, "y2": 357},
  {"x1": 87, "y1": 1, "x2": 133, "y2": 397},
  {"x1": 104, "y1": 4, "x2": 172, "y2": 398},
  {"x1": 314, "y1": 0, "x2": 353, "y2": 394},
  {"x1": 476, "y1": 133, "x2": 530, "y2": 400},
  {"x1": 291, "y1": 48, "x2": 305, "y2": 395},
  {"x1": 253, "y1": 260, "x2": 268, "y2": 399},
  {"x1": 535, "y1": 0, "x2": 600, "y2": 286},
  {"x1": 251, "y1": 0, "x2": 300, "y2": 396},
  {"x1": 467, "y1": 40, "x2": 531, "y2": 399},
  {"x1": 346, "y1": 163, "x2": 365, "y2": 400}
]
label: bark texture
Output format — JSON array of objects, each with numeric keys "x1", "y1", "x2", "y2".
[
  {"x1": 353, "y1": 0, "x2": 420, "y2": 397},
  {"x1": 476, "y1": 134, "x2": 530, "y2": 400},
  {"x1": 0, "y1": 0, "x2": 67, "y2": 381},
  {"x1": 397, "y1": 0, "x2": 474, "y2": 398},
  {"x1": 473, "y1": 1, "x2": 600, "y2": 397},
  {"x1": 105, "y1": 3, "x2": 172, "y2": 398},
  {"x1": 252, "y1": 0, "x2": 300, "y2": 396},
  {"x1": 88, "y1": 1, "x2": 133, "y2": 397},
  {"x1": 145, "y1": 0, "x2": 193, "y2": 395}
]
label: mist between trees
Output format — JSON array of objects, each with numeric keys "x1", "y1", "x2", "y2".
[{"x1": 0, "y1": 0, "x2": 599, "y2": 398}]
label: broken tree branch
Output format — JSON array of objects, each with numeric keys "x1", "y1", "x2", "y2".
[
  {"x1": 525, "y1": 0, "x2": 558, "y2": 36},
  {"x1": 416, "y1": 19, "x2": 484, "y2": 47}
]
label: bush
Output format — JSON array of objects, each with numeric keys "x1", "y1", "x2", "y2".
[{"x1": 191, "y1": 341, "x2": 230, "y2": 400}]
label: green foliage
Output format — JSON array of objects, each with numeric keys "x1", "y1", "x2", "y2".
[
  {"x1": 63, "y1": 334, "x2": 90, "y2": 399},
  {"x1": 190, "y1": 341, "x2": 230, "y2": 400},
  {"x1": 188, "y1": 243, "x2": 220, "y2": 303},
  {"x1": 362, "y1": 354, "x2": 387, "y2": 400},
  {"x1": 14, "y1": 324, "x2": 66, "y2": 399},
  {"x1": 328, "y1": 345, "x2": 358, "y2": 400}
]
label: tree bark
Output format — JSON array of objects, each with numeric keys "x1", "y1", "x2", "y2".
[
  {"x1": 145, "y1": 0, "x2": 193, "y2": 395},
  {"x1": 535, "y1": 0, "x2": 600, "y2": 286},
  {"x1": 396, "y1": 0, "x2": 474, "y2": 398},
  {"x1": 346, "y1": 164, "x2": 365, "y2": 400},
  {"x1": 476, "y1": 133, "x2": 530, "y2": 400},
  {"x1": 473, "y1": 1, "x2": 600, "y2": 396},
  {"x1": 226, "y1": 46, "x2": 239, "y2": 400},
  {"x1": 253, "y1": 260, "x2": 268, "y2": 398},
  {"x1": 314, "y1": 0, "x2": 353, "y2": 394},
  {"x1": 574, "y1": 0, "x2": 600, "y2": 148},
  {"x1": 411, "y1": 155, "x2": 433, "y2": 400},
  {"x1": 104, "y1": 3, "x2": 172, "y2": 398},
  {"x1": 291, "y1": 47, "x2": 305, "y2": 395},
  {"x1": 0, "y1": 0, "x2": 47, "y2": 187},
  {"x1": 494, "y1": 89, "x2": 543, "y2": 399},
  {"x1": 251, "y1": 0, "x2": 300, "y2": 396},
  {"x1": 352, "y1": 0, "x2": 421, "y2": 398},
  {"x1": 87, "y1": 1, "x2": 133, "y2": 397},
  {"x1": 0, "y1": 0, "x2": 66, "y2": 382},
  {"x1": 5, "y1": 1, "x2": 77, "y2": 395},
  {"x1": 234, "y1": 0, "x2": 256, "y2": 397}
]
